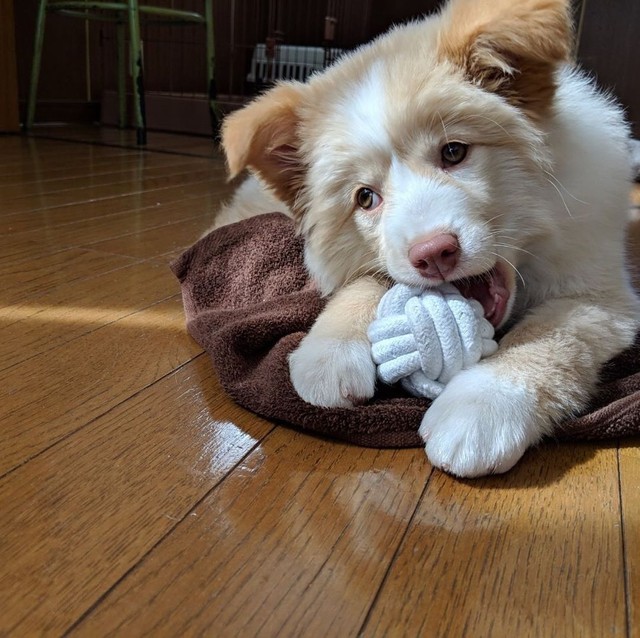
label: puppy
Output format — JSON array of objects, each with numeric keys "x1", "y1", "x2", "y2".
[{"x1": 216, "y1": 0, "x2": 640, "y2": 477}]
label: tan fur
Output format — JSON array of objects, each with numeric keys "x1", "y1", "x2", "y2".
[
  {"x1": 221, "y1": 82, "x2": 306, "y2": 207},
  {"x1": 437, "y1": 0, "x2": 573, "y2": 118},
  {"x1": 215, "y1": 0, "x2": 640, "y2": 477}
]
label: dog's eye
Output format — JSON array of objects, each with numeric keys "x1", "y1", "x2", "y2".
[
  {"x1": 356, "y1": 187, "x2": 382, "y2": 211},
  {"x1": 441, "y1": 142, "x2": 469, "y2": 167}
]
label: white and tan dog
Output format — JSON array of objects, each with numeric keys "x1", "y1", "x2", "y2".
[{"x1": 214, "y1": 0, "x2": 640, "y2": 477}]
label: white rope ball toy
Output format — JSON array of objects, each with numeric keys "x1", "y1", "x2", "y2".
[{"x1": 367, "y1": 283, "x2": 499, "y2": 400}]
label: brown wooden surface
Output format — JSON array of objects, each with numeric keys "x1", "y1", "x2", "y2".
[
  {"x1": 0, "y1": 130, "x2": 638, "y2": 637},
  {"x1": 0, "y1": 0, "x2": 20, "y2": 132},
  {"x1": 577, "y1": 0, "x2": 640, "y2": 138}
]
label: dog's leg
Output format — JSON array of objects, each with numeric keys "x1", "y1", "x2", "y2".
[
  {"x1": 419, "y1": 295, "x2": 639, "y2": 478},
  {"x1": 289, "y1": 276, "x2": 387, "y2": 408}
]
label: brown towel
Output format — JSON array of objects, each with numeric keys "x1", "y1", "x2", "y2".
[{"x1": 171, "y1": 212, "x2": 640, "y2": 448}]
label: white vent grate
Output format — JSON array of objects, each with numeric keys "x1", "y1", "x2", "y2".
[{"x1": 246, "y1": 44, "x2": 344, "y2": 84}]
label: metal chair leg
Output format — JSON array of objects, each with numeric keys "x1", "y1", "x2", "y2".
[
  {"x1": 25, "y1": 0, "x2": 48, "y2": 131},
  {"x1": 127, "y1": 0, "x2": 146, "y2": 145},
  {"x1": 116, "y1": 14, "x2": 127, "y2": 129},
  {"x1": 204, "y1": 0, "x2": 222, "y2": 142}
]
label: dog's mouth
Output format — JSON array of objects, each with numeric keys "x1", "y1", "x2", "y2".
[{"x1": 452, "y1": 263, "x2": 511, "y2": 328}]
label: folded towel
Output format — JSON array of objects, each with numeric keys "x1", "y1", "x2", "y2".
[{"x1": 171, "y1": 212, "x2": 640, "y2": 447}]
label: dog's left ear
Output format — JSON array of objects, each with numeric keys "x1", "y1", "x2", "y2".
[
  {"x1": 221, "y1": 81, "x2": 306, "y2": 207},
  {"x1": 438, "y1": 0, "x2": 573, "y2": 118}
]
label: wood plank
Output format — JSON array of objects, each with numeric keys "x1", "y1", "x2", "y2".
[
  {"x1": 1, "y1": 167, "x2": 221, "y2": 216},
  {"x1": 0, "y1": 158, "x2": 209, "y2": 199},
  {"x1": 2, "y1": 130, "x2": 633, "y2": 637},
  {"x1": 0, "y1": 260, "x2": 179, "y2": 371},
  {"x1": 0, "y1": 296, "x2": 201, "y2": 475},
  {"x1": 0, "y1": 150, "x2": 143, "y2": 184},
  {"x1": 0, "y1": 180, "x2": 228, "y2": 237},
  {"x1": 0, "y1": 357, "x2": 274, "y2": 636},
  {"x1": 619, "y1": 438, "x2": 640, "y2": 636},
  {"x1": 0, "y1": 138, "x2": 135, "y2": 171},
  {"x1": 68, "y1": 430, "x2": 428, "y2": 637},
  {"x1": 85, "y1": 216, "x2": 217, "y2": 259},
  {"x1": 31, "y1": 125, "x2": 223, "y2": 159},
  {"x1": 0, "y1": 238, "x2": 52, "y2": 266},
  {"x1": 0, "y1": 249, "x2": 137, "y2": 303},
  {"x1": 362, "y1": 444, "x2": 626, "y2": 637},
  {"x1": 5, "y1": 193, "x2": 220, "y2": 251}
]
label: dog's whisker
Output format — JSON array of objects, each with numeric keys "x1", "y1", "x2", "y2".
[
  {"x1": 493, "y1": 242, "x2": 540, "y2": 261},
  {"x1": 448, "y1": 113, "x2": 516, "y2": 141},
  {"x1": 437, "y1": 111, "x2": 451, "y2": 147},
  {"x1": 545, "y1": 176, "x2": 574, "y2": 219},
  {"x1": 343, "y1": 257, "x2": 385, "y2": 285},
  {"x1": 488, "y1": 251, "x2": 526, "y2": 288},
  {"x1": 543, "y1": 170, "x2": 590, "y2": 205}
]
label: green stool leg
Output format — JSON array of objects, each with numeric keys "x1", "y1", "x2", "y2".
[
  {"x1": 204, "y1": 0, "x2": 222, "y2": 142},
  {"x1": 116, "y1": 14, "x2": 126, "y2": 129},
  {"x1": 127, "y1": 0, "x2": 146, "y2": 145},
  {"x1": 25, "y1": 0, "x2": 48, "y2": 131}
]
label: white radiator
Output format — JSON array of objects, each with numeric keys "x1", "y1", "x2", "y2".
[{"x1": 246, "y1": 44, "x2": 344, "y2": 84}]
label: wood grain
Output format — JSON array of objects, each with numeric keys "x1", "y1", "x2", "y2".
[
  {"x1": 362, "y1": 444, "x2": 627, "y2": 637},
  {"x1": 0, "y1": 179, "x2": 229, "y2": 237},
  {"x1": 84, "y1": 216, "x2": 220, "y2": 259},
  {"x1": 0, "y1": 149, "x2": 139, "y2": 182},
  {"x1": 0, "y1": 296, "x2": 201, "y2": 475},
  {"x1": 0, "y1": 157, "x2": 206, "y2": 199},
  {"x1": 0, "y1": 0, "x2": 20, "y2": 132},
  {"x1": 0, "y1": 131, "x2": 637, "y2": 638},
  {"x1": 619, "y1": 438, "x2": 640, "y2": 635},
  {"x1": 0, "y1": 138, "x2": 134, "y2": 171},
  {"x1": 0, "y1": 259, "x2": 179, "y2": 370},
  {"x1": 69, "y1": 430, "x2": 428, "y2": 637},
  {"x1": 1, "y1": 167, "x2": 220, "y2": 215},
  {"x1": 6, "y1": 193, "x2": 222, "y2": 250},
  {"x1": 0, "y1": 357, "x2": 274, "y2": 635},
  {"x1": 0, "y1": 238, "x2": 52, "y2": 266},
  {"x1": 0, "y1": 249, "x2": 137, "y2": 303},
  {"x1": 30, "y1": 124, "x2": 225, "y2": 159}
]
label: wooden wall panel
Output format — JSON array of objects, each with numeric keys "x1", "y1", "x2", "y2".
[
  {"x1": 577, "y1": 0, "x2": 640, "y2": 138},
  {"x1": 0, "y1": 0, "x2": 20, "y2": 131}
]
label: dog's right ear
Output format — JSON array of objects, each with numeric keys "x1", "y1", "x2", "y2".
[
  {"x1": 437, "y1": 0, "x2": 573, "y2": 119},
  {"x1": 221, "y1": 82, "x2": 306, "y2": 206}
]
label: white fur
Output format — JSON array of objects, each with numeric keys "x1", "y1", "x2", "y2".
[
  {"x1": 219, "y1": 4, "x2": 640, "y2": 478},
  {"x1": 336, "y1": 63, "x2": 391, "y2": 154},
  {"x1": 383, "y1": 157, "x2": 493, "y2": 286},
  {"x1": 206, "y1": 175, "x2": 287, "y2": 234},
  {"x1": 419, "y1": 366, "x2": 538, "y2": 477},
  {"x1": 289, "y1": 335, "x2": 376, "y2": 408}
]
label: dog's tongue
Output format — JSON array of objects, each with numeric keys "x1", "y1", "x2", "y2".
[{"x1": 455, "y1": 266, "x2": 510, "y2": 328}]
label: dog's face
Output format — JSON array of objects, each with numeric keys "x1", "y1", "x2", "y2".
[{"x1": 222, "y1": 0, "x2": 572, "y2": 328}]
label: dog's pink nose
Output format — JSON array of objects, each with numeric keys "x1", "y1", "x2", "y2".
[{"x1": 409, "y1": 234, "x2": 459, "y2": 279}]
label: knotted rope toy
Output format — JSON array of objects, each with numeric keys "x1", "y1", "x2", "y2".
[{"x1": 368, "y1": 283, "x2": 499, "y2": 399}]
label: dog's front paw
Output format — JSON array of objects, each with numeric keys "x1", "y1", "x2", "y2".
[
  {"x1": 419, "y1": 366, "x2": 544, "y2": 478},
  {"x1": 289, "y1": 336, "x2": 376, "y2": 408}
]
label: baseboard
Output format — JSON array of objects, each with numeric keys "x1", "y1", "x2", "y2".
[
  {"x1": 101, "y1": 90, "x2": 246, "y2": 136},
  {"x1": 19, "y1": 100, "x2": 100, "y2": 127}
]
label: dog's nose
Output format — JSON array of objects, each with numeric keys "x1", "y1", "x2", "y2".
[{"x1": 409, "y1": 234, "x2": 459, "y2": 279}]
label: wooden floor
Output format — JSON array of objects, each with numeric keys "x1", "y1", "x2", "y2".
[{"x1": 1, "y1": 127, "x2": 639, "y2": 637}]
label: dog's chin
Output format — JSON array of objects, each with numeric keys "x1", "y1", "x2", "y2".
[{"x1": 390, "y1": 261, "x2": 515, "y2": 329}]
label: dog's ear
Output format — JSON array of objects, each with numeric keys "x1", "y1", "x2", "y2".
[
  {"x1": 438, "y1": 0, "x2": 573, "y2": 118},
  {"x1": 221, "y1": 82, "x2": 306, "y2": 206}
]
